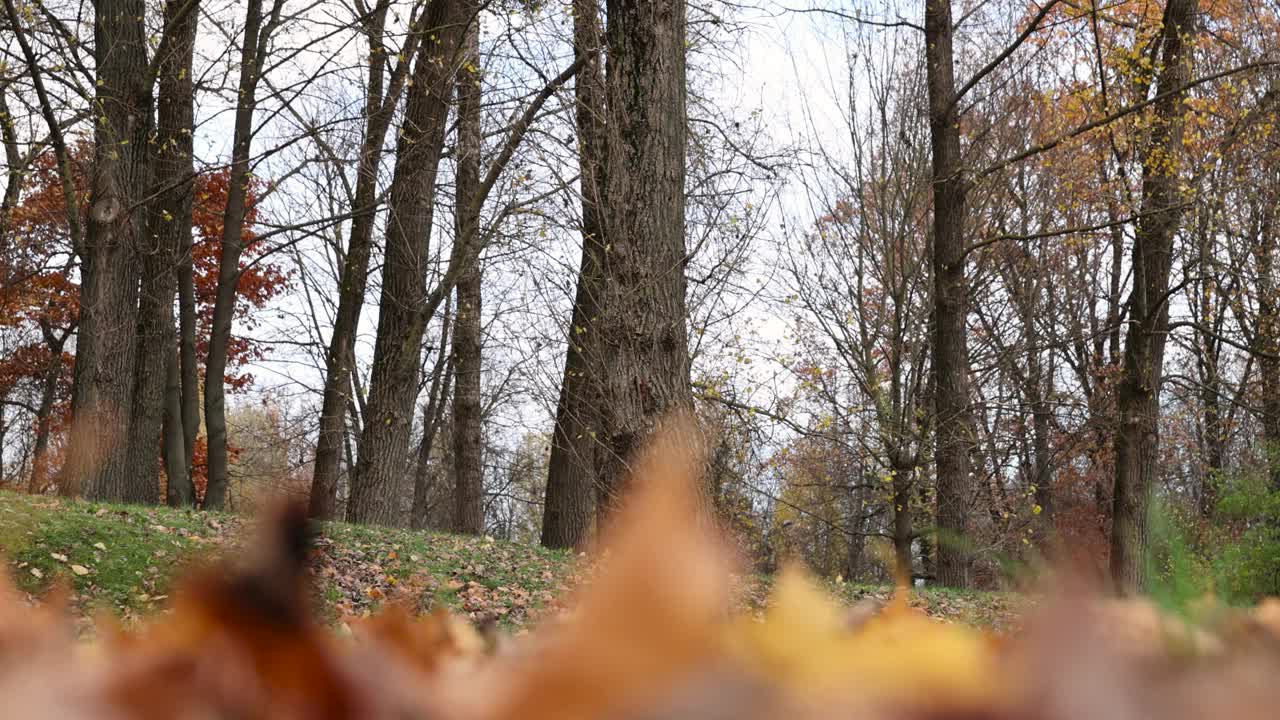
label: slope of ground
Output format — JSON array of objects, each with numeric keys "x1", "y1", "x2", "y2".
[{"x1": 0, "y1": 489, "x2": 1018, "y2": 631}]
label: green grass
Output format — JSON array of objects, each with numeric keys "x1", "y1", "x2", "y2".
[
  {"x1": 0, "y1": 493, "x2": 215, "y2": 614},
  {"x1": 0, "y1": 490, "x2": 1016, "y2": 630},
  {"x1": 0, "y1": 490, "x2": 574, "y2": 628}
]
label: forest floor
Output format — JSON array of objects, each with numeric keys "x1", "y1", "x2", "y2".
[{"x1": 0, "y1": 490, "x2": 1022, "y2": 634}]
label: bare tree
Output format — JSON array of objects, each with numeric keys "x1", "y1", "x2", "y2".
[
  {"x1": 347, "y1": 0, "x2": 468, "y2": 525},
  {"x1": 452, "y1": 17, "x2": 484, "y2": 535},
  {"x1": 308, "y1": 0, "x2": 425, "y2": 519},
  {"x1": 144, "y1": 0, "x2": 199, "y2": 507},
  {"x1": 591, "y1": 0, "x2": 696, "y2": 519},
  {"x1": 923, "y1": 0, "x2": 978, "y2": 586},
  {"x1": 203, "y1": 0, "x2": 286, "y2": 510},
  {"x1": 541, "y1": 0, "x2": 606, "y2": 549},
  {"x1": 1110, "y1": 0, "x2": 1198, "y2": 593},
  {"x1": 61, "y1": 0, "x2": 153, "y2": 501}
]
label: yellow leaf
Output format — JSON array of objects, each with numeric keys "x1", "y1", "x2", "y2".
[{"x1": 729, "y1": 565, "x2": 1001, "y2": 708}]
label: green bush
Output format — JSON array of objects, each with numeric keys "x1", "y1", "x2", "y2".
[
  {"x1": 1145, "y1": 497, "x2": 1214, "y2": 616},
  {"x1": 1208, "y1": 470, "x2": 1280, "y2": 604}
]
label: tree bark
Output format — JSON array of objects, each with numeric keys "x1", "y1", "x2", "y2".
[
  {"x1": 29, "y1": 322, "x2": 69, "y2": 494},
  {"x1": 1111, "y1": 0, "x2": 1197, "y2": 593},
  {"x1": 163, "y1": 348, "x2": 193, "y2": 505},
  {"x1": 451, "y1": 21, "x2": 484, "y2": 535},
  {"x1": 1031, "y1": 386, "x2": 1055, "y2": 537},
  {"x1": 1255, "y1": 207, "x2": 1280, "y2": 491},
  {"x1": 542, "y1": 0, "x2": 606, "y2": 549},
  {"x1": 891, "y1": 460, "x2": 915, "y2": 577},
  {"x1": 1027, "y1": 310, "x2": 1055, "y2": 539},
  {"x1": 592, "y1": 0, "x2": 695, "y2": 523},
  {"x1": 62, "y1": 0, "x2": 151, "y2": 501},
  {"x1": 410, "y1": 302, "x2": 453, "y2": 530},
  {"x1": 924, "y1": 0, "x2": 975, "y2": 587},
  {"x1": 0, "y1": 84, "x2": 21, "y2": 247},
  {"x1": 178, "y1": 240, "x2": 200, "y2": 485},
  {"x1": 204, "y1": 0, "x2": 278, "y2": 510},
  {"x1": 347, "y1": 0, "x2": 467, "y2": 526},
  {"x1": 128, "y1": 0, "x2": 200, "y2": 507},
  {"x1": 310, "y1": 0, "x2": 421, "y2": 519}
]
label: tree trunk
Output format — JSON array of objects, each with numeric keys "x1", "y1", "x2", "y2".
[
  {"x1": 178, "y1": 244, "x2": 200, "y2": 484},
  {"x1": 593, "y1": 0, "x2": 695, "y2": 523},
  {"x1": 1255, "y1": 208, "x2": 1280, "y2": 491},
  {"x1": 1263, "y1": 346, "x2": 1280, "y2": 492},
  {"x1": 1031, "y1": 390, "x2": 1055, "y2": 537},
  {"x1": 1198, "y1": 366, "x2": 1223, "y2": 515},
  {"x1": 163, "y1": 348, "x2": 193, "y2": 505},
  {"x1": 1027, "y1": 339, "x2": 1055, "y2": 540},
  {"x1": 0, "y1": 84, "x2": 21, "y2": 249},
  {"x1": 542, "y1": 0, "x2": 606, "y2": 549},
  {"x1": 410, "y1": 302, "x2": 453, "y2": 529},
  {"x1": 126, "y1": 0, "x2": 200, "y2": 507},
  {"x1": 892, "y1": 462, "x2": 915, "y2": 578},
  {"x1": 1111, "y1": 0, "x2": 1197, "y2": 594},
  {"x1": 204, "y1": 0, "x2": 276, "y2": 510},
  {"x1": 451, "y1": 22, "x2": 484, "y2": 535},
  {"x1": 63, "y1": 0, "x2": 152, "y2": 501},
  {"x1": 347, "y1": 0, "x2": 466, "y2": 526},
  {"x1": 29, "y1": 322, "x2": 67, "y2": 494},
  {"x1": 924, "y1": 0, "x2": 975, "y2": 588},
  {"x1": 310, "y1": 0, "x2": 417, "y2": 519}
]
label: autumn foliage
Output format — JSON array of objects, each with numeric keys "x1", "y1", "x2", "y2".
[
  {"x1": 5, "y1": 421, "x2": 1280, "y2": 719},
  {"x1": 0, "y1": 142, "x2": 288, "y2": 491}
]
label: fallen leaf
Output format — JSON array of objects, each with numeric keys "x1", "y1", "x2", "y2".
[{"x1": 70, "y1": 565, "x2": 90, "y2": 576}]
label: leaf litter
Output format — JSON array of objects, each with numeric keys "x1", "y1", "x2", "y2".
[{"x1": 3, "y1": 418, "x2": 1280, "y2": 718}]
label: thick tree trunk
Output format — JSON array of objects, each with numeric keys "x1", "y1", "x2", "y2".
[
  {"x1": 126, "y1": 0, "x2": 199, "y2": 506},
  {"x1": 1111, "y1": 0, "x2": 1197, "y2": 594},
  {"x1": 204, "y1": 0, "x2": 276, "y2": 510},
  {"x1": 123, "y1": 273, "x2": 169, "y2": 506},
  {"x1": 123, "y1": 267, "x2": 168, "y2": 505},
  {"x1": 592, "y1": 0, "x2": 695, "y2": 523},
  {"x1": 924, "y1": 0, "x2": 975, "y2": 587},
  {"x1": 542, "y1": 0, "x2": 606, "y2": 549},
  {"x1": 310, "y1": 0, "x2": 415, "y2": 519},
  {"x1": 63, "y1": 0, "x2": 152, "y2": 501},
  {"x1": 347, "y1": 0, "x2": 466, "y2": 526},
  {"x1": 451, "y1": 22, "x2": 485, "y2": 535}
]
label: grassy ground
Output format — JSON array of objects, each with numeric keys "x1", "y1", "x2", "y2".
[{"x1": 0, "y1": 490, "x2": 1020, "y2": 632}]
